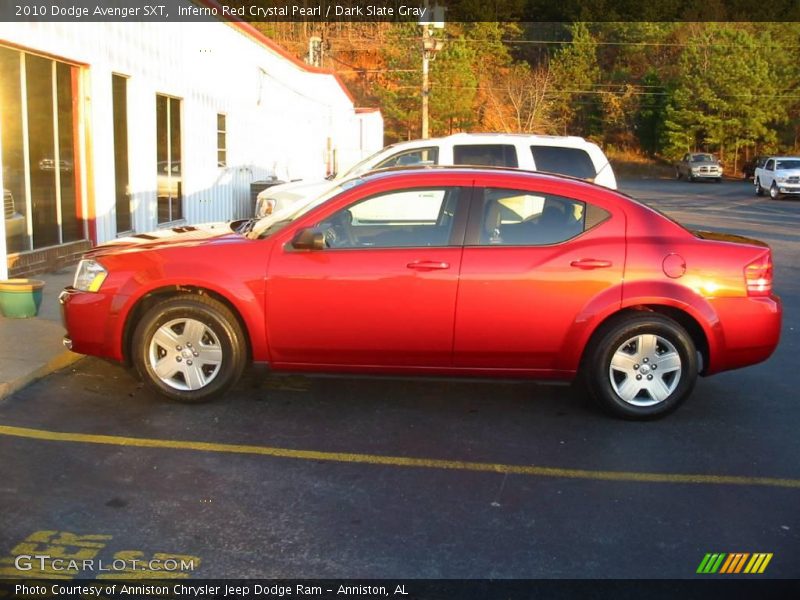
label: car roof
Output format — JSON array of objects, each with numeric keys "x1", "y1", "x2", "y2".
[
  {"x1": 769, "y1": 156, "x2": 800, "y2": 160},
  {"x1": 357, "y1": 164, "x2": 606, "y2": 189},
  {"x1": 384, "y1": 132, "x2": 593, "y2": 150}
]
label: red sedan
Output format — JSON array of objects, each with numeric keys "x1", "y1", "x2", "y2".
[{"x1": 60, "y1": 168, "x2": 781, "y2": 419}]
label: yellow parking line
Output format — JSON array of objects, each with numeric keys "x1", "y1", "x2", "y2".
[{"x1": 1, "y1": 424, "x2": 799, "y2": 489}]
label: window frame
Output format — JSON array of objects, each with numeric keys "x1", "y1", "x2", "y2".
[
  {"x1": 311, "y1": 185, "x2": 472, "y2": 251},
  {"x1": 464, "y1": 186, "x2": 608, "y2": 247}
]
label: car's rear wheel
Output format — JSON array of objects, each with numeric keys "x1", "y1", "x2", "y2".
[
  {"x1": 755, "y1": 179, "x2": 764, "y2": 196},
  {"x1": 584, "y1": 314, "x2": 698, "y2": 420},
  {"x1": 132, "y1": 294, "x2": 247, "y2": 403},
  {"x1": 769, "y1": 182, "x2": 781, "y2": 200}
]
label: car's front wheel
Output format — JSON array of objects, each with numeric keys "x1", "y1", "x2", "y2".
[
  {"x1": 132, "y1": 294, "x2": 247, "y2": 403},
  {"x1": 769, "y1": 182, "x2": 782, "y2": 200},
  {"x1": 584, "y1": 314, "x2": 698, "y2": 420}
]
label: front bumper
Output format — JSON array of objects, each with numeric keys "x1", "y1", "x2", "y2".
[
  {"x1": 59, "y1": 287, "x2": 126, "y2": 362},
  {"x1": 775, "y1": 183, "x2": 800, "y2": 194},
  {"x1": 691, "y1": 171, "x2": 722, "y2": 179}
]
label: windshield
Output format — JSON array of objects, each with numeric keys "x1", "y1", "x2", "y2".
[
  {"x1": 248, "y1": 180, "x2": 360, "y2": 239},
  {"x1": 776, "y1": 159, "x2": 800, "y2": 170},
  {"x1": 691, "y1": 154, "x2": 715, "y2": 163}
]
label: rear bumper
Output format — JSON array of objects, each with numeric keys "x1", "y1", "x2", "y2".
[{"x1": 706, "y1": 295, "x2": 781, "y2": 374}]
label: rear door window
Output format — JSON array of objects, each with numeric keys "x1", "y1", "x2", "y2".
[
  {"x1": 453, "y1": 145, "x2": 518, "y2": 168},
  {"x1": 471, "y1": 187, "x2": 602, "y2": 246},
  {"x1": 530, "y1": 146, "x2": 597, "y2": 180}
]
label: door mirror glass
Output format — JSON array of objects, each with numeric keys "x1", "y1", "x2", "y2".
[{"x1": 291, "y1": 227, "x2": 325, "y2": 250}]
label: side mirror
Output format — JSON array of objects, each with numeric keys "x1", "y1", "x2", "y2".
[{"x1": 291, "y1": 227, "x2": 325, "y2": 250}]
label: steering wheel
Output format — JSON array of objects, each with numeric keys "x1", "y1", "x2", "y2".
[{"x1": 321, "y1": 209, "x2": 355, "y2": 248}]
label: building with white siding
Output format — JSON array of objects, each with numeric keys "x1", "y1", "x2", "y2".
[{"x1": 0, "y1": 15, "x2": 383, "y2": 277}]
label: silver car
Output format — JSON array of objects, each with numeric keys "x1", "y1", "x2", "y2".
[{"x1": 675, "y1": 153, "x2": 723, "y2": 183}]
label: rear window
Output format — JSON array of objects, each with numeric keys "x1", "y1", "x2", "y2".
[
  {"x1": 453, "y1": 144, "x2": 518, "y2": 168},
  {"x1": 530, "y1": 146, "x2": 597, "y2": 180}
]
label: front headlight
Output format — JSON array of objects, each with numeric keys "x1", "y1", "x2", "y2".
[
  {"x1": 776, "y1": 177, "x2": 787, "y2": 183},
  {"x1": 73, "y1": 259, "x2": 108, "y2": 292}
]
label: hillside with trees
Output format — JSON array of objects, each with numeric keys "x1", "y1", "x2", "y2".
[{"x1": 255, "y1": 22, "x2": 800, "y2": 173}]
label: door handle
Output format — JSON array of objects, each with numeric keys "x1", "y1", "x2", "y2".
[
  {"x1": 570, "y1": 259, "x2": 612, "y2": 270},
  {"x1": 407, "y1": 261, "x2": 450, "y2": 271}
]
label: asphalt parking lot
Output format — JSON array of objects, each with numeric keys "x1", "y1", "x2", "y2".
[{"x1": 0, "y1": 177, "x2": 798, "y2": 579}]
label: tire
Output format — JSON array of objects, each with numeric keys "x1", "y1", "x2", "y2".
[
  {"x1": 583, "y1": 313, "x2": 698, "y2": 420},
  {"x1": 675, "y1": 169, "x2": 682, "y2": 180},
  {"x1": 687, "y1": 173, "x2": 695, "y2": 182},
  {"x1": 755, "y1": 178, "x2": 764, "y2": 196},
  {"x1": 132, "y1": 294, "x2": 247, "y2": 403},
  {"x1": 769, "y1": 182, "x2": 781, "y2": 200}
]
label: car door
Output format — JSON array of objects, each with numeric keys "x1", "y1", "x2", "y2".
[
  {"x1": 453, "y1": 185, "x2": 625, "y2": 372},
  {"x1": 265, "y1": 185, "x2": 470, "y2": 368}
]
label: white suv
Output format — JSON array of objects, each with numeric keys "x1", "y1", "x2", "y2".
[{"x1": 255, "y1": 133, "x2": 617, "y2": 217}]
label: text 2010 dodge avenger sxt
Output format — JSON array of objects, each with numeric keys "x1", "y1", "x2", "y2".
[{"x1": 60, "y1": 168, "x2": 781, "y2": 419}]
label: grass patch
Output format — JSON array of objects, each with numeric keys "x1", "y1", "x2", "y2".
[{"x1": 607, "y1": 149, "x2": 675, "y2": 180}]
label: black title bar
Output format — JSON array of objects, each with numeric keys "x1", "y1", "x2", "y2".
[{"x1": 2, "y1": 0, "x2": 800, "y2": 22}]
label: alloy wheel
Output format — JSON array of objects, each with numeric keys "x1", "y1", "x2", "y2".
[
  {"x1": 608, "y1": 333, "x2": 682, "y2": 407},
  {"x1": 148, "y1": 318, "x2": 223, "y2": 391}
]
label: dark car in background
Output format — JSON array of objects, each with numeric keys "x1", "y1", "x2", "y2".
[{"x1": 742, "y1": 155, "x2": 768, "y2": 181}]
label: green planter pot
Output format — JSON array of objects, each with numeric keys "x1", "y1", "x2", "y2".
[{"x1": 0, "y1": 279, "x2": 46, "y2": 318}]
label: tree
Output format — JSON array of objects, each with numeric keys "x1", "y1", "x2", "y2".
[
  {"x1": 429, "y1": 37, "x2": 479, "y2": 135},
  {"x1": 376, "y1": 23, "x2": 423, "y2": 141},
  {"x1": 484, "y1": 61, "x2": 555, "y2": 133},
  {"x1": 549, "y1": 22, "x2": 601, "y2": 137},
  {"x1": 662, "y1": 24, "x2": 790, "y2": 166}
]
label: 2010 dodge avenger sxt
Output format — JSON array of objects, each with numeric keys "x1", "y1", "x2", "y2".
[{"x1": 60, "y1": 168, "x2": 781, "y2": 419}]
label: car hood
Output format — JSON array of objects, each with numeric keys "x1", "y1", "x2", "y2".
[
  {"x1": 775, "y1": 168, "x2": 800, "y2": 177},
  {"x1": 85, "y1": 222, "x2": 242, "y2": 257}
]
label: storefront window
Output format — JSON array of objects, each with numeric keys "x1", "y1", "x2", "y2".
[
  {"x1": 0, "y1": 46, "x2": 28, "y2": 254},
  {"x1": 113, "y1": 74, "x2": 131, "y2": 233},
  {"x1": 156, "y1": 94, "x2": 182, "y2": 224},
  {"x1": 0, "y1": 45, "x2": 83, "y2": 254}
]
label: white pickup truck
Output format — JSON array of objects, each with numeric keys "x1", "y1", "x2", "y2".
[
  {"x1": 254, "y1": 133, "x2": 617, "y2": 217},
  {"x1": 754, "y1": 156, "x2": 800, "y2": 199}
]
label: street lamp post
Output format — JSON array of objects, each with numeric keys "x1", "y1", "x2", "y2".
[{"x1": 420, "y1": 5, "x2": 444, "y2": 139}]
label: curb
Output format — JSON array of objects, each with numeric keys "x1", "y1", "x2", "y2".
[{"x1": 0, "y1": 351, "x2": 84, "y2": 401}]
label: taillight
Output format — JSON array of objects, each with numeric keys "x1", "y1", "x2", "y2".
[{"x1": 745, "y1": 253, "x2": 773, "y2": 296}]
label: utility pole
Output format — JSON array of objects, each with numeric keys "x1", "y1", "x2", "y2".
[{"x1": 420, "y1": 4, "x2": 444, "y2": 139}]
